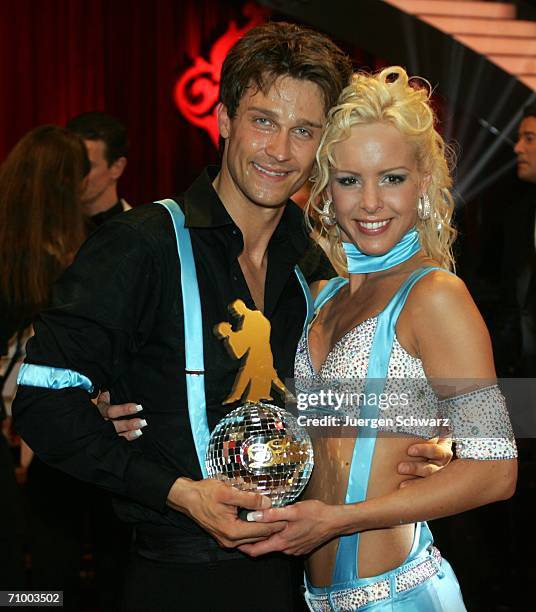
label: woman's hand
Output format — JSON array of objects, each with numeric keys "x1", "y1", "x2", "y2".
[
  {"x1": 238, "y1": 499, "x2": 344, "y2": 556},
  {"x1": 96, "y1": 391, "x2": 147, "y2": 441}
]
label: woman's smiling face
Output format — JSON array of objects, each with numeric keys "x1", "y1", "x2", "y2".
[{"x1": 328, "y1": 121, "x2": 429, "y2": 256}]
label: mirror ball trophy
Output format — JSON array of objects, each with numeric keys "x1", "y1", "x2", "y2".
[
  {"x1": 207, "y1": 300, "x2": 314, "y2": 508},
  {"x1": 206, "y1": 401, "x2": 313, "y2": 507}
]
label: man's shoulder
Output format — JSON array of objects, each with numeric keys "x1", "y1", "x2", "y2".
[
  {"x1": 78, "y1": 200, "x2": 183, "y2": 269},
  {"x1": 106, "y1": 200, "x2": 180, "y2": 247},
  {"x1": 109, "y1": 200, "x2": 172, "y2": 229}
]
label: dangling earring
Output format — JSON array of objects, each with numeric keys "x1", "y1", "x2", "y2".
[
  {"x1": 320, "y1": 199, "x2": 337, "y2": 228},
  {"x1": 417, "y1": 194, "x2": 431, "y2": 220}
]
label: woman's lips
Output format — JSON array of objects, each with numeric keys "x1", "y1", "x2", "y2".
[{"x1": 356, "y1": 219, "x2": 391, "y2": 235}]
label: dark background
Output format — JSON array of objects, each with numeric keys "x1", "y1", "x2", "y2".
[{"x1": 0, "y1": 0, "x2": 392, "y2": 204}]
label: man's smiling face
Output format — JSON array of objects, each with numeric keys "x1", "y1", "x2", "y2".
[{"x1": 216, "y1": 75, "x2": 325, "y2": 211}]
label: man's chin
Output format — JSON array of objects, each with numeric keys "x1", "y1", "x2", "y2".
[
  {"x1": 518, "y1": 168, "x2": 536, "y2": 183},
  {"x1": 247, "y1": 191, "x2": 291, "y2": 209},
  {"x1": 248, "y1": 184, "x2": 306, "y2": 210},
  {"x1": 253, "y1": 200, "x2": 289, "y2": 210}
]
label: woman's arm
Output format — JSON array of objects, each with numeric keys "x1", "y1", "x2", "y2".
[
  {"x1": 240, "y1": 272, "x2": 516, "y2": 556},
  {"x1": 240, "y1": 452, "x2": 515, "y2": 556}
]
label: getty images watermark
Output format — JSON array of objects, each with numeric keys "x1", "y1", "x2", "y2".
[
  {"x1": 293, "y1": 386, "x2": 450, "y2": 431},
  {"x1": 285, "y1": 377, "x2": 536, "y2": 438}
]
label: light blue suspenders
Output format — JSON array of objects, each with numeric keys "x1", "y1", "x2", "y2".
[
  {"x1": 157, "y1": 199, "x2": 211, "y2": 476},
  {"x1": 157, "y1": 199, "x2": 314, "y2": 477},
  {"x1": 18, "y1": 198, "x2": 314, "y2": 480},
  {"x1": 310, "y1": 266, "x2": 441, "y2": 585}
]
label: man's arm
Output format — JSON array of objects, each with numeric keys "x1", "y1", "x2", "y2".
[
  {"x1": 13, "y1": 215, "x2": 288, "y2": 545},
  {"x1": 13, "y1": 220, "x2": 178, "y2": 511}
]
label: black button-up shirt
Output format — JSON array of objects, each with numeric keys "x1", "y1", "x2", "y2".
[{"x1": 13, "y1": 167, "x2": 333, "y2": 560}]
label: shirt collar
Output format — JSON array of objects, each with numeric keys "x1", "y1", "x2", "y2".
[
  {"x1": 182, "y1": 166, "x2": 310, "y2": 256},
  {"x1": 90, "y1": 200, "x2": 124, "y2": 227},
  {"x1": 182, "y1": 166, "x2": 234, "y2": 228}
]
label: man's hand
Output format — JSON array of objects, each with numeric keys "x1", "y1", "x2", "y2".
[
  {"x1": 167, "y1": 478, "x2": 287, "y2": 549},
  {"x1": 238, "y1": 499, "x2": 340, "y2": 557},
  {"x1": 398, "y1": 436, "x2": 453, "y2": 487},
  {"x1": 96, "y1": 391, "x2": 147, "y2": 441}
]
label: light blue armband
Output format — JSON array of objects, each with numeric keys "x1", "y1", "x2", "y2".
[{"x1": 17, "y1": 363, "x2": 94, "y2": 393}]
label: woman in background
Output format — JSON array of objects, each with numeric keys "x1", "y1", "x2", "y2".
[
  {"x1": 0, "y1": 124, "x2": 142, "y2": 607},
  {"x1": 0, "y1": 125, "x2": 88, "y2": 592},
  {"x1": 0, "y1": 125, "x2": 88, "y2": 340}
]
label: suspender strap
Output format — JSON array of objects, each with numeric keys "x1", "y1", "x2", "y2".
[
  {"x1": 314, "y1": 277, "x2": 349, "y2": 312},
  {"x1": 158, "y1": 198, "x2": 210, "y2": 477},
  {"x1": 333, "y1": 266, "x2": 443, "y2": 584},
  {"x1": 158, "y1": 199, "x2": 312, "y2": 478}
]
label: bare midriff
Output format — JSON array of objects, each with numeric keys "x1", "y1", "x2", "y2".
[{"x1": 305, "y1": 432, "x2": 423, "y2": 586}]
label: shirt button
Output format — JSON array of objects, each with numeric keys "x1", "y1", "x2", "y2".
[
  {"x1": 232, "y1": 275, "x2": 238, "y2": 281},
  {"x1": 232, "y1": 228, "x2": 238, "y2": 236}
]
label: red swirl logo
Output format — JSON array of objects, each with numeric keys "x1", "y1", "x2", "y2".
[{"x1": 173, "y1": 3, "x2": 268, "y2": 147}]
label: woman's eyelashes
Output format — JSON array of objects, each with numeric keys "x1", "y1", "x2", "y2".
[
  {"x1": 335, "y1": 175, "x2": 359, "y2": 186},
  {"x1": 381, "y1": 173, "x2": 407, "y2": 185},
  {"x1": 334, "y1": 173, "x2": 408, "y2": 187}
]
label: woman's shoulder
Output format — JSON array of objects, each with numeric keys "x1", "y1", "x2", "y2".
[
  {"x1": 406, "y1": 267, "x2": 470, "y2": 311},
  {"x1": 405, "y1": 266, "x2": 486, "y2": 340},
  {"x1": 401, "y1": 267, "x2": 494, "y2": 378}
]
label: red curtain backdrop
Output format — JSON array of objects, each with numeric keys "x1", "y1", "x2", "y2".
[
  {"x1": 0, "y1": 0, "x2": 385, "y2": 204},
  {"x1": 0, "y1": 0, "x2": 265, "y2": 204}
]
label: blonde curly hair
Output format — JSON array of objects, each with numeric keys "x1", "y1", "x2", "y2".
[{"x1": 306, "y1": 66, "x2": 457, "y2": 273}]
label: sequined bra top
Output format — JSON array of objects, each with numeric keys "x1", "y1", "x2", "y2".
[
  {"x1": 294, "y1": 311, "x2": 517, "y2": 459},
  {"x1": 295, "y1": 315, "x2": 442, "y2": 439}
]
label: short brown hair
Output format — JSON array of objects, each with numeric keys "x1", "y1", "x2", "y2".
[
  {"x1": 522, "y1": 103, "x2": 536, "y2": 120},
  {"x1": 67, "y1": 112, "x2": 128, "y2": 165},
  {"x1": 220, "y1": 21, "x2": 352, "y2": 118}
]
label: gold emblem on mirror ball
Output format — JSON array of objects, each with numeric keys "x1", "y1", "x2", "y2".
[{"x1": 246, "y1": 438, "x2": 308, "y2": 469}]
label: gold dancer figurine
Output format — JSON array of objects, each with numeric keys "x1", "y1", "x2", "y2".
[{"x1": 215, "y1": 299, "x2": 288, "y2": 403}]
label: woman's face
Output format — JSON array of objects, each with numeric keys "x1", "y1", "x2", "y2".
[{"x1": 328, "y1": 122, "x2": 428, "y2": 256}]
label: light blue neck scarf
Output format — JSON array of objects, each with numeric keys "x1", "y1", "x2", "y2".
[{"x1": 342, "y1": 227, "x2": 421, "y2": 274}]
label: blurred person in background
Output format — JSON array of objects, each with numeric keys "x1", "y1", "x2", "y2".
[
  {"x1": 68, "y1": 111, "x2": 135, "y2": 612},
  {"x1": 495, "y1": 104, "x2": 536, "y2": 377},
  {"x1": 67, "y1": 112, "x2": 131, "y2": 230},
  {"x1": 0, "y1": 125, "x2": 139, "y2": 608},
  {"x1": 0, "y1": 125, "x2": 88, "y2": 593}
]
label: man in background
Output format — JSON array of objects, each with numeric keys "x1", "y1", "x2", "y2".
[
  {"x1": 67, "y1": 112, "x2": 131, "y2": 227},
  {"x1": 494, "y1": 104, "x2": 536, "y2": 377},
  {"x1": 67, "y1": 111, "x2": 134, "y2": 610},
  {"x1": 484, "y1": 102, "x2": 536, "y2": 609},
  {"x1": 515, "y1": 104, "x2": 536, "y2": 187}
]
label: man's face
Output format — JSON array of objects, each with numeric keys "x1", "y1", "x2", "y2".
[
  {"x1": 81, "y1": 139, "x2": 119, "y2": 207},
  {"x1": 217, "y1": 76, "x2": 325, "y2": 210},
  {"x1": 514, "y1": 116, "x2": 536, "y2": 184}
]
